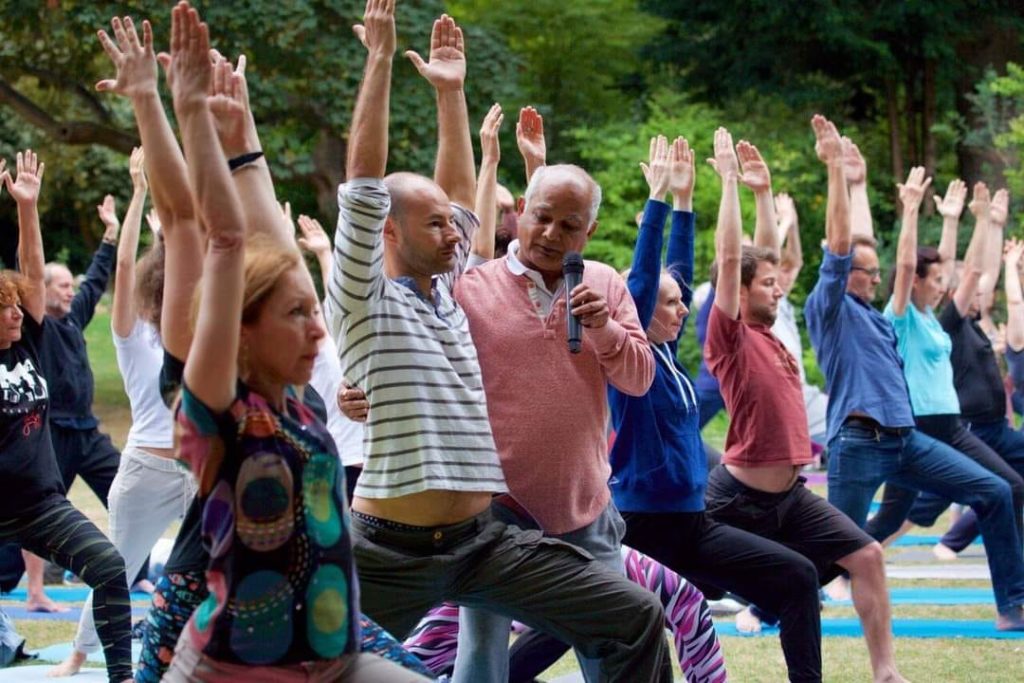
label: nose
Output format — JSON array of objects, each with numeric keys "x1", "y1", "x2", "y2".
[
  {"x1": 309, "y1": 314, "x2": 326, "y2": 342},
  {"x1": 678, "y1": 304, "x2": 688, "y2": 320}
]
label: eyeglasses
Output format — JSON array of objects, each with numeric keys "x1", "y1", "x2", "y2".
[{"x1": 851, "y1": 266, "x2": 881, "y2": 278}]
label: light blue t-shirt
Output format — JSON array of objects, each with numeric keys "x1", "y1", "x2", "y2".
[{"x1": 883, "y1": 299, "x2": 961, "y2": 416}]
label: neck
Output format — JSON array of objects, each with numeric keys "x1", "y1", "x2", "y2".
[
  {"x1": 241, "y1": 371, "x2": 287, "y2": 412},
  {"x1": 46, "y1": 305, "x2": 64, "y2": 319},
  {"x1": 912, "y1": 297, "x2": 928, "y2": 312}
]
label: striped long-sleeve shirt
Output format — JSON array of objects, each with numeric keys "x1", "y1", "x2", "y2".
[{"x1": 325, "y1": 178, "x2": 507, "y2": 499}]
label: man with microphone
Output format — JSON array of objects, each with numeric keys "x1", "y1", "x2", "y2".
[{"x1": 451, "y1": 162, "x2": 656, "y2": 681}]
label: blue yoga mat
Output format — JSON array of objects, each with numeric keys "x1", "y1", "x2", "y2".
[
  {"x1": 3, "y1": 605, "x2": 147, "y2": 622},
  {"x1": 29, "y1": 641, "x2": 143, "y2": 664},
  {"x1": 826, "y1": 587, "x2": 992, "y2": 606},
  {"x1": 1, "y1": 586, "x2": 151, "y2": 602},
  {"x1": 716, "y1": 618, "x2": 1024, "y2": 639},
  {"x1": 891, "y1": 534, "x2": 981, "y2": 548}
]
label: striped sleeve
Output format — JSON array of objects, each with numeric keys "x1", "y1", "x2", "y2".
[
  {"x1": 326, "y1": 179, "x2": 391, "y2": 333},
  {"x1": 438, "y1": 203, "x2": 480, "y2": 293}
]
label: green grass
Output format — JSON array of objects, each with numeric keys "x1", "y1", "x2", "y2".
[{"x1": 7, "y1": 296, "x2": 1022, "y2": 680}]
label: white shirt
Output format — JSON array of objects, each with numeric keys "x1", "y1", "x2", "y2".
[
  {"x1": 113, "y1": 319, "x2": 173, "y2": 449},
  {"x1": 310, "y1": 332, "x2": 365, "y2": 467},
  {"x1": 506, "y1": 239, "x2": 564, "y2": 318},
  {"x1": 772, "y1": 298, "x2": 829, "y2": 438}
]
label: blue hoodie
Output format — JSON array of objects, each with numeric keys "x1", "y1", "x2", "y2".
[{"x1": 609, "y1": 199, "x2": 705, "y2": 512}]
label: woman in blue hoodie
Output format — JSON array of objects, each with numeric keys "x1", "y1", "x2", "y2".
[{"x1": 609, "y1": 135, "x2": 824, "y2": 681}]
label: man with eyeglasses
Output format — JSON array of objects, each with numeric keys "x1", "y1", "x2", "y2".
[{"x1": 805, "y1": 117, "x2": 1024, "y2": 631}]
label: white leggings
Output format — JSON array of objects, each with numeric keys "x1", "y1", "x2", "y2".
[{"x1": 73, "y1": 445, "x2": 195, "y2": 654}]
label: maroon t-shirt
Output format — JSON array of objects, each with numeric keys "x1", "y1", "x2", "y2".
[{"x1": 705, "y1": 304, "x2": 813, "y2": 467}]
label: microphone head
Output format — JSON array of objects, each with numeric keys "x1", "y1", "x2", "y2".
[{"x1": 562, "y1": 251, "x2": 584, "y2": 276}]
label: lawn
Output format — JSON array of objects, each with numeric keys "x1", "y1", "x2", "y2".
[{"x1": 4, "y1": 301, "x2": 1024, "y2": 681}]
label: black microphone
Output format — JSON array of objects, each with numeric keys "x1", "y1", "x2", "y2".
[{"x1": 563, "y1": 251, "x2": 584, "y2": 354}]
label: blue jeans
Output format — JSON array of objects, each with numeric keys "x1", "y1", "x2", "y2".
[
  {"x1": 828, "y1": 424, "x2": 1024, "y2": 614},
  {"x1": 450, "y1": 501, "x2": 627, "y2": 683}
]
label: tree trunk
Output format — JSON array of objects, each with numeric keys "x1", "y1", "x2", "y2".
[
  {"x1": 887, "y1": 78, "x2": 904, "y2": 194},
  {"x1": 922, "y1": 58, "x2": 937, "y2": 215},
  {"x1": 310, "y1": 130, "x2": 347, "y2": 226},
  {"x1": 904, "y1": 71, "x2": 919, "y2": 166}
]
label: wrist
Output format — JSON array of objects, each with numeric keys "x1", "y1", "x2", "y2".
[
  {"x1": 172, "y1": 96, "x2": 209, "y2": 119},
  {"x1": 673, "y1": 195, "x2": 693, "y2": 211},
  {"x1": 434, "y1": 83, "x2": 466, "y2": 96}
]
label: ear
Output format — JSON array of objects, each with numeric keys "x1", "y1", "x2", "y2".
[
  {"x1": 383, "y1": 215, "x2": 399, "y2": 245},
  {"x1": 516, "y1": 196, "x2": 525, "y2": 216},
  {"x1": 586, "y1": 220, "x2": 599, "y2": 239}
]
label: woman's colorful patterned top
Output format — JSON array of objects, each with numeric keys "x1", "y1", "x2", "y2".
[{"x1": 175, "y1": 382, "x2": 359, "y2": 665}]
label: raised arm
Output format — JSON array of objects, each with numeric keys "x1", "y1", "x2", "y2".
[
  {"x1": 98, "y1": 15, "x2": 203, "y2": 359},
  {"x1": 407, "y1": 14, "x2": 475, "y2": 208},
  {"x1": 1004, "y1": 238, "x2": 1024, "y2": 352},
  {"x1": 812, "y1": 115, "x2": 849, "y2": 255},
  {"x1": 111, "y1": 147, "x2": 149, "y2": 338},
  {"x1": 951, "y1": 182, "x2": 990, "y2": 315},
  {"x1": 890, "y1": 167, "x2": 932, "y2": 317},
  {"x1": 981, "y1": 189, "x2": 1010, "y2": 299},
  {"x1": 472, "y1": 103, "x2": 503, "y2": 259},
  {"x1": 629, "y1": 135, "x2": 672, "y2": 328},
  {"x1": 297, "y1": 214, "x2": 333, "y2": 292},
  {"x1": 666, "y1": 136, "x2": 696, "y2": 310},
  {"x1": 168, "y1": 2, "x2": 247, "y2": 413},
  {"x1": 843, "y1": 136, "x2": 873, "y2": 240},
  {"x1": 347, "y1": 0, "x2": 395, "y2": 180},
  {"x1": 516, "y1": 106, "x2": 546, "y2": 184},
  {"x1": 709, "y1": 127, "x2": 742, "y2": 319},
  {"x1": 737, "y1": 141, "x2": 777, "y2": 252},
  {"x1": 934, "y1": 178, "x2": 967, "y2": 288},
  {"x1": 4, "y1": 151, "x2": 46, "y2": 322},
  {"x1": 776, "y1": 192, "x2": 803, "y2": 280}
]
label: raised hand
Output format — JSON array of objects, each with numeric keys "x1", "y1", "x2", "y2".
[
  {"x1": 640, "y1": 135, "x2": 671, "y2": 201},
  {"x1": 96, "y1": 16, "x2": 157, "y2": 98},
  {"x1": 811, "y1": 114, "x2": 843, "y2": 165},
  {"x1": 737, "y1": 140, "x2": 771, "y2": 193},
  {"x1": 776, "y1": 192, "x2": 797, "y2": 238},
  {"x1": 352, "y1": 0, "x2": 396, "y2": 56},
  {"x1": 207, "y1": 53, "x2": 248, "y2": 156},
  {"x1": 1004, "y1": 237, "x2": 1024, "y2": 269},
  {"x1": 145, "y1": 209, "x2": 161, "y2": 239},
  {"x1": 841, "y1": 136, "x2": 866, "y2": 184},
  {"x1": 97, "y1": 195, "x2": 119, "y2": 229},
  {"x1": 297, "y1": 215, "x2": 331, "y2": 256},
  {"x1": 667, "y1": 136, "x2": 695, "y2": 205},
  {"x1": 707, "y1": 127, "x2": 739, "y2": 179},
  {"x1": 933, "y1": 178, "x2": 967, "y2": 218},
  {"x1": 480, "y1": 103, "x2": 503, "y2": 165},
  {"x1": 3, "y1": 150, "x2": 45, "y2": 205},
  {"x1": 129, "y1": 146, "x2": 147, "y2": 193},
  {"x1": 406, "y1": 14, "x2": 465, "y2": 91},
  {"x1": 991, "y1": 189, "x2": 1010, "y2": 226},
  {"x1": 161, "y1": 2, "x2": 212, "y2": 114},
  {"x1": 897, "y1": 166, "x2": 932, "y2": 212},
  {"x1": 968, "y1": 181, "x2": 991, "y2": 220},
  {"x1": 516, "y1": 106, "x2": 546, "y2": 168},
  {"x1": 0, "y1": 159, "x2": 6, "y2": 199}
]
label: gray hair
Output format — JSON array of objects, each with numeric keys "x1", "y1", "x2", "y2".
[
  {"x1": 43, "y1": 262, "x2": 70, "y2": 286},
  {"x1": 523, "y1": 164, "x2": 602, "y2": 226}
]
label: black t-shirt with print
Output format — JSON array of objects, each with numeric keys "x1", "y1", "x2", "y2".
[
  {"x1": 938, "y1": 303, "x2": 1006, "y2": 424},
  {"x1": 0, "y1": 310, "x2": 65, "y2": 519}
]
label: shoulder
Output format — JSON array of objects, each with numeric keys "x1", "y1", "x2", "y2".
[{"x1": 583, "y1": 260, "x2": 624, "y2": 288}]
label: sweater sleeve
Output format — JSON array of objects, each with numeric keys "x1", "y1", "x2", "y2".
[
  {"x1": 666, "y1": 209, "x2": 695, "y2": 354},
  {"x1": 626, "y1": 199, "x2": 669, "y2": 330},
  {"x1": 586, "y1": 270, "x2": 655, "y2": 397},
  {"x1": 68, "y1": 241, "x2": 115, "y2": 330}
]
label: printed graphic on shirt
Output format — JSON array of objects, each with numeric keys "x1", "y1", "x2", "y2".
[{"x1": 0, "y1": 357, "x2": 48, "y2": 430}]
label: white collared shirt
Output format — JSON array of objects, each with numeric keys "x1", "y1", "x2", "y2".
[{"x1": 506, "y1": 239, "x2": 565, "y2": 319}]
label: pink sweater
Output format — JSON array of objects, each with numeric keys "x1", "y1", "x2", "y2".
[{"x1": 455, "y1": 258, "x2": 654, "y2": 534}]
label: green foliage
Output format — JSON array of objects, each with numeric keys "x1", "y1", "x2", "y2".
[{"x1": 970, "y1": 63, "x2": 1024, "y2": 222}]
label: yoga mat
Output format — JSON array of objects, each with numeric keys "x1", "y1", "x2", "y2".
[
  {"x1": 28, "y1": 641, "x2": 142, "y2": 664},
  {"x1": 886, "y1": 563, "x2": 991, "y2": 580},
  {"x1": 1, "y1": 586, "x2": 152, "y2": 602},
  {"x1": 0, "y1": 666, "x2": 106, "y2": 682},
  {"x1": 891, "y1": 535, "x2": 981, "y2": 548},
  {"x1": 826, "y1": 587, "x2": 992, "y2": 606},
  {"x1": 716, "y1": 618, "x2": 1024, "y2": 639},
  {"x1": 4, "y1": 605, "x2": 147, "y2": 622}
]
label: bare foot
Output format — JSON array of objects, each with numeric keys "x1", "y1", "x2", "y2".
[
  {"x1": 25, "y1": 593, "x2": 70, "y2": 614},
  {"x1": 873, "y1": 667, "x2": 910, "y2": 683},
  {"x1": 47, "y1": 650, "x2": 87, "y2": 677},
  {"x1": 823, "y1": 575, "x2": 851, "y2": 602},
  {"x1": 132, "y1": 578, "x2": 155, "y2": 594},
  {"x1": 735, "y1": 606, "x2": 762, "y2": 634},
  {"x1": 996, "y1": 606, "x2": 1024, "y2": 631},
  {"x1": 932, "y1": 542, "x2": 958, "y2": 561}
]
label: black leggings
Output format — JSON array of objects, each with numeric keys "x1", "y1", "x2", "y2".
[
  {"x1": 1, "y1": 497, "x2": 131, "y2": 683},
  {"x1": 624, "y1": 510, "x2": 822, "y2": 683},
  {"x1": 865, "y1": 415, "x2": 1024, "y2": 546}
]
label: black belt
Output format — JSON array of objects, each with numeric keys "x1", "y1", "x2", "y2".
[{"x1": 843, "y1": 416, "x2": 911, "y2": 436}]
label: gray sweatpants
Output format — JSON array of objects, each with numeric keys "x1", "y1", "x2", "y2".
[{"x1": 352, "y1": 508, "x2": 672, "y2": 683}]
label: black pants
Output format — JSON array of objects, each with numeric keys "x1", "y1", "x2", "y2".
[
  {"x1": 865, "y1": 415, "x2": 1024, "y2": 546},
  {"x1": 0, "y1": 498, "x2": 130, "y2": 682},
  {"x1": 624, "y1": 508, "x2": 822, "y2": 683},
  {"x1": 51, "y1": 424, "x2": 120, "y2": 507}
]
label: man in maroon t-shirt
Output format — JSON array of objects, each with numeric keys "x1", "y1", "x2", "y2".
[{"x1": 703, "y1": 124, "x2": 907, "y2": 683}]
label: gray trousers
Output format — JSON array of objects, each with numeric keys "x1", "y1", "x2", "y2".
[{"x1": 352, "y1": 508, "x2": 672, "y2": 683}]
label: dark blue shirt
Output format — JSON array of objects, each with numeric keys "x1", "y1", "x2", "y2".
[
  {"x1": 40, "y1": 242, "x2": 114, "y2": 429},
  {"x1": 804, "y1": 248, "x2": 914, "y2": 443},
  {"x1": 694, "y1": 287, "x2": 720, "y2": 394},
  {"x1": 609, "y1": 200, "x2": 705, "y2": 512}
]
